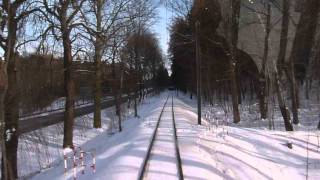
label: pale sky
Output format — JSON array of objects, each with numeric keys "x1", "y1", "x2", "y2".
[
  {"x1": 152, "y1": 5, "x2": 173, "y2": 55},
  {"x1": 152, "y1": 2, "x2": 174, "y2": 72},
  {"x1": 152, "y1": 0, "x2": 173, "y2": 54}
]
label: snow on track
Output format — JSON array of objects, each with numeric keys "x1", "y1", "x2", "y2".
[
  {"x1": 173, "y1": 97, "x2": 228, "y2": 180},
  {"x1": 144, "y1": 98, "x2": 179, "y2": 180}
]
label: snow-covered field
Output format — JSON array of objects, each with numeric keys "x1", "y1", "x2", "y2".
[{"x1": 25, "y1": 91, "x2": 320, "y2": 180}]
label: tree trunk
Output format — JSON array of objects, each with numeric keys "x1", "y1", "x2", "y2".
[
  {"x1": 275, "y1": 0, "x2": 293, "y2": 131},
  {"x1": 195, "y1": 21, "x2": 202, "y2": 125},
  {"x1": 277, "y1": 0, "x2": 290, "y2": 76},
  {"x1": 230, "y1": 0, "x2": 241, "y2": 123},
  {"x1": 116, "y1": 93, "x2": 122, "y2": 132},
  {"x1": 134, "y1": 39, "x2": 140, "y2": 118},
  {"x1": 111, "y1": 42, "x2": 122, "y2": 130},
  {"x1": 94, "y1": 52, "x2": 102, "y2": 128},
  {"x1": 291, "y1": 0, "x2": 320, "y2": 81},
  {"x1": 62, "y1": 33, "x2": 75, "y2": 148},
  {"x1": 113, "y1": 78, "x2": 121, "y2": 132},
  {"x1": 118, "y1": 63, "x2": 125, "y2": 132},
  {"x1": 134, "y1": 89, "x2": 138, "y2": 117},
  {"x1": 237, "y1": 73, "x2": 242, "y2": 105},
  {"x1": 2, "y1": 8, "x2": 19, "y2": 179},
  {"x1": 259, "y1": 3, "x2": 271, "y2": 120},
  {"x1": 275, "y1": 72, "x2": 293, "y2": 131},
  {"x1": 3, "y1": 63, "x2": 19, "y2": 180},
  {"x1": 93, "y1": 0, "x2": 103, "y2": 128},
  {"x1": 230, "y1": 61, "x2": 240, "y2": 123},
  {"x1": 258, "y1": 77, "x2": 268, "y2": 119},
  {"x1": 0, "y1": 61, "x2": 8, "y2": 180},
  {"x1": 289, "y1": 61, "x2": 299, "y2": 124}
]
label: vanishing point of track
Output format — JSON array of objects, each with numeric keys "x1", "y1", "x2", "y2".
[{"x1": 138, "y1": 95, "x2": 184, "y2": 180}]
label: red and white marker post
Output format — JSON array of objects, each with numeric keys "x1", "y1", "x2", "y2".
[{"x1": 63, "y1": 147, "x2": 96, "y2": 179}]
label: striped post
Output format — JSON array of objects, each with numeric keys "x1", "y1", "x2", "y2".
[
  {"x1": 80, "y1": 151, "x2": 85, "y2": 174},
  {"x1": 91, "y1": 152, "x2": 96, "y2": 173},
  {"x1": 73, "y1": 150, "x2": 77, "y2": 180},
  {"x1": 63, "y1": 150, "x2": 67, "y2": 175}
]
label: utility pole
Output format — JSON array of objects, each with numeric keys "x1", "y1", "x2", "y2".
[{"x1": 195, "y1": 20, "x2": 202, "y2": 125}]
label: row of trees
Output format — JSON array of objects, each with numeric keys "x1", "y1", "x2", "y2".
[
  {"x1": 0, "y1": 0, "x2": 167, "y2": 179},
  {"x1": 170, "y1": 0, "x2": 250, "y2": 125},
  {"x1": 170, "y1": 0, "x2": 320, "y2": 131}
]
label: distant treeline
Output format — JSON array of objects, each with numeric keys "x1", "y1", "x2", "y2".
[{"x1": 14, "y1": 54, "x2": 115, "y2": 115}]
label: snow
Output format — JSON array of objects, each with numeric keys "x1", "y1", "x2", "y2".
[
  {"x1": 5, "y1": 128, "x2": 16, "y2": 141},
  {"x1": 143, "y1": 102, "x2": 178, "y2": 180},
  {"x1": 4, "y1": 91, "x2": 320, "y2": 179},
  {"x1": 177, "y1": 93, "x2": 320, "y2": 180},
  {"x1": 63, "y1": 148, "x2": 73, "y2": 154},
  {"x1": 29, "y1": 93, "x2": 165, "y2": 180}
]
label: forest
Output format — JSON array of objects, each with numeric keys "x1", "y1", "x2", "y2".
[
  {"x1": 170, "y1": 0, "x2": 320, "y2": 130},
  {"x1": 1, "y1": 0, "x2": 320, "y2": 180}
]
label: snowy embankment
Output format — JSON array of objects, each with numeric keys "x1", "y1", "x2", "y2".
[
  {"x1": 28, "y1": 93, "x2": 166, "y2": 179},
  {"x1": 16, "y1": 92, "x2": 155, "y2": 178},
  {"x1": 29, "y1": 92, "x2": 320, "y2": 180},
  {"x1": 177, "y1": 94, "x2": 320, "y2": 180}
]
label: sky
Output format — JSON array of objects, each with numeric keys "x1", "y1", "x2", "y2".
[
  {"x1": 0, "y1": 1, "x2": 175, "y2": 61},
  {"x1": 152, "y1": 2, "x2": 174, "y2": 72},
  {"x1": 152, "y1": 4, "x2": 173, "y2": 55}
]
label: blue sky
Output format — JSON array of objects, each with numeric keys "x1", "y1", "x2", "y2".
[
  {"x1": 152, "y1": 2, "x2": 174, "y2": 73},
  {"x1": 152, "y1": 3, "x2": 174, "y2": 56},
  {"x1": 0, "y1": 1, "x2": 175, "y2": 60}
]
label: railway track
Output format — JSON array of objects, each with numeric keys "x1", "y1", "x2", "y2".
[{"x1": 138, "y1": 95, "x2": 184, "y2": 180}]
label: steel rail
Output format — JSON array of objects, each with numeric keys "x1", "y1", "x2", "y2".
[
  {"x1": 138, "y1": 96, "x2": 169, "y2": 180},
  {"x1": 138, "y1": 95, "x2": 184, "y2": 180},
  {"x1": 171, "y1": 96, "x2": 184, "y2": 180}
]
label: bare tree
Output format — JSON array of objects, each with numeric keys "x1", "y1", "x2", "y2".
[
  {"x1": 166, "y1": 0, "x2": 192, "y2": 18},
  {"x1": 229, "y1": 0, "x2": 241, "y2": 123},
  {"x1": 80, "y1": 0, "x2": 131, "y2": 129},
  {"x1": 274, "y1": 0, "x2": 293, "y2": 131},
  {"x1": 289, "y1": 0, "x2": 320, "y2": 124},
  {"x1": 0, "y1": 1, "x2": 43, "y2": 178},
  {"x1": 240, "y1": 0, "x2": 290, "y2": 121},
  {"x1": 110, "y1": 33, "x2": 124, "y2": 131},
  {"x1": 126, "y1": 0, "x2": 157, "y2": 117},
  {"x1": 41, "y1": 0, "x2": 86, "y2": 148},
  {"x1": 259, "y1": 2, "x2": 271, "y2": 120}
]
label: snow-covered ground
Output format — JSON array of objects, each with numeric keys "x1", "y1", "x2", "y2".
[
  {"x1": 17, "y1": 93, "x2": 152, "y2": 178},
  {"x1": 29, "y1": 93, "x2": 167, "y2": 180},
  {"x1": 143, "y1": 98, "x2": 180, "y2": 179},
  {"x1": 12, "y1": 91, "x2": 320, "y2": 179},
  {"x1": 177, "y1": 93, "x2": 320, "y2": 180}
]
